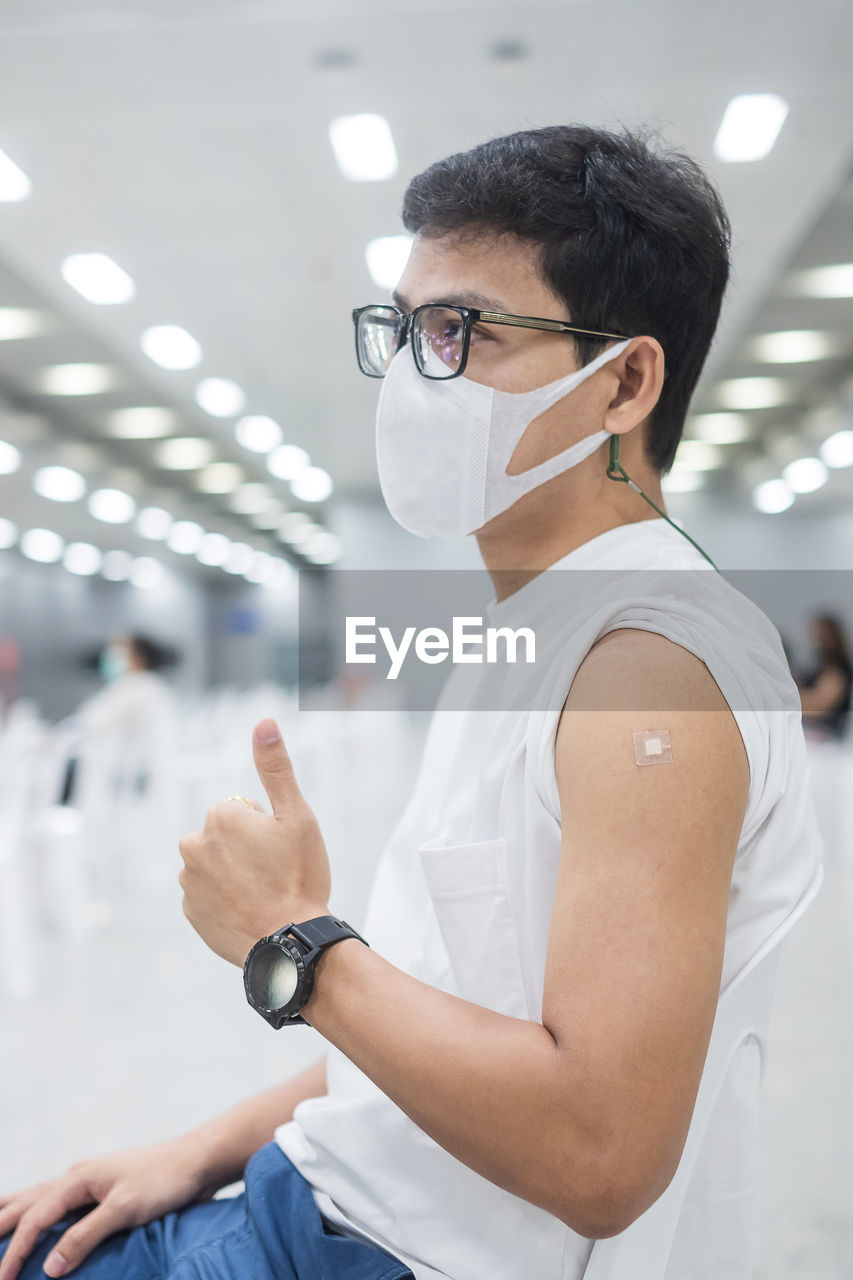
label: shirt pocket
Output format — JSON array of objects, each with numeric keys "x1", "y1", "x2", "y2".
[{"x1": 417, "y1": 836, "x2": 529, "y2": 1020}]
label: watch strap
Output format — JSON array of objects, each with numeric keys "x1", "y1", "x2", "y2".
[{"x1": 280, "y1": 915, "x2": 368, "y2": 955}]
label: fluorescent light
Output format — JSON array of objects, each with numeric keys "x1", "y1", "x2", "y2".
[
  {"x1": 194, "y1": 378, "x2": 246, "y2": 418},
  {"x1": 278, "y1": 512, "x2": 313, "y2": 541},
  {"x1": 33, "y1": 465, "x2": 86, "y2": 502},
  {"x1": 235, "y1": 415, "x2": 282, "y2": 453},
  {"x1": 196, "y1": 532, "x2": 232, "y2": 567},
  {"x1": 129, "y1": 557, "x2": 164, "y2": 589},
  {"x1": 244, "y1": 551, "x2": 276, "y2": 584},
  {"x1": 135, "y1": 506, "x2": 173, "y2": 539},
  {"x1": 102, "y1": 549, "x2": 133, "y2": 581},
  {"x1": 141, "y1": 325, "x2": 202, "y2": 370},
  {"x1": 155, "y1": 436, "x2": 215, "y2": 470},
  {"x1": 0, "y1": 440, "x2": 22, "y2": 474},
  {"x1": 661, "y1": 467, "x2": 704, "y2": 494},
  {"x1": 167, "y1": 521, "x2": 205, "y2": 554},
  {"x1": 687, "y1": 413, "x2": 751, "y2": 444},
  {"x1": 61, "y1": 253, "x2": 135, "y2": 305},
  {"x1": 63, "y1": 542, "x2": 102, "y2": 575},
  {"x1": 106, "y1": 407, "x2": 175, "y2": 439},
  {"x1": 782, "y1": 457, "x2": 828, "y2": 494},
  {"x1": 787, "y1": 264, "x2": 853, "y2": 299},
  {"x1": 196, "y1": 462, "x2": 244, "y2": 493},
  {"x1": 329, "y1": 114, "x2": 398, "y2": 182},
  {"x1": 291, "y1": 466, "x2": 333, "y2": 502},
  {"x1": 750, "y1": 330, "x2": 839, "y2": 364},
  {"x1": 303, "y1": 531, "x2": 341, "y2": 564},
  {"x1": 752, "y1": 479, "x2": 794, "y2": 514},
  {"x1": 249, "y1": 503, "x2": 284, "y2": 530},
  {"x1": 88, "y1": 488, "x2": 137, "y2": 523},
  {"x1": 263, "y1": 560, "x2": 298, "y2": 589},
  {"x1": 365, "y1": 235, "x2": 414, "y2": 289},
  {"x1": 267, "y1": 444, "x2": 309, "y2": 481},
  {"x1": 0, "y1": 517, "x2": 18, "y2": 549},
  {"x1": 224, "y1": 542, "x2": 254, "y2": 574},
  {"x1": 716, "y1": 377, "x2": 790, "y2": 410},
  {"x1": 36, "y1": 363, "x2": 116, "y2": 396},
  {"x1": 820, "y1": 430, "x2": 853, "y2": 469},
  {"x1": 0, "y1": 308, "x2": 45, "y2": 340},
  {"x1": 20, "y1": 528, "x2": 64, "y2": 562},
  {"x1": 229, "y1": 482, "x2": 273, "y2": 514},
  {"x1": 673, "y1": 440, "x2": 722, "y2": 471},
  {"x1": 0, "y1": 148, "x2": 31, "y2": 201},
  {"x1": 713, "y1": 94, "x2": 788, "y2": 163}
]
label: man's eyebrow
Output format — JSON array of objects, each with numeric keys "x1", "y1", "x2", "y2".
[{"x1": 391, "y1": 289, "x2": 511, "y2": 313}]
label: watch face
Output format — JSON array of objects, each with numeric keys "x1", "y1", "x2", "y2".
[{"x1": 248, "y1": 945, "x2": 299, "y2": 1012}]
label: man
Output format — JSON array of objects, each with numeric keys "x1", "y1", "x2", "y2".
[{"x1": 0, "y1": 126, "x2": 822, "y2": 1280}]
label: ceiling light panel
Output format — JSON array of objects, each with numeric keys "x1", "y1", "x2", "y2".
[
  {"x1": 787, "y1": 263, "x2": 853, "y2": 299},
  {"x1": 33, "y1": 465, "x2": 86, "y2": 502},
  {"x1": 0, "y1": 441, "x2": 22, "y2": 474},
  {"x1": 63, "y1": 542, "x2": 102, "y2": 575},
  {"x1": 155, "y1": 436, "x2": 215, "y2": 469},
  {"x1": 752, "y1": 479, "x2": 794, "y2": 514},
  {"x1": 750, "y1": 330, "x2": 841, "y2": 363},
  {"x1": 141, "y1": 325, "x2": 202, "y2": 370},
  {"x1": 329, "y1": 114, "x2": 398, "y2": 182},
  {"x1": 820, "y1": 430, "x2": 853, "y2": 469},
  {"x1": 0, "y1": 517, "x2": 18, "y2": 549},
  {"x1": 196, "y1": 532, "x2": 231, "y2": 566},
  {"x1": 194, "y1": 378, "x2": 246, "y2": 417},
  {"x1": 712, "y1": 94, "x2": 789, "y2": 163},
  {"x1": 0, "y1": 147, "x2": 31, "y2": 201},
  {"x1": 782, "y1": 457, "x2": 828, "y2": 493},
  {"x1": 687, "y1": 413, "x2": 751, "y2": 444},
  {"x1": 365, "y1": 235, "x2": 414, "y2": 289},
  {"x1": 20, "y1": 528, "x2": 64, "y2": 562},
  {"x1": 0, "y1": 308, "x2": 45, "y2": 340},
  {"x1": 61, "y1": 253, "x2": 135, "y2": 305},
  {"x1": 88, "y1": 488, "x2": 136, "y2": 523},
  {"x1": 106, "y1": 407, "x2": 176, "y2": 439},
  {"x1": 102, "y1": 549, "x2": 133, "y2": 581},
  {"x1": 36, "y1": 363, "x2": 117, "y2": 396},
  {"x1": 291, "y1": 466, "x2": 333, "y2": 502},
  {"x1": 129, "y1": 557, "x2": 164, "y2": 589},
  {"x1": 167, "y1": 520, "x2": 204, "y2": 554},
  {"x1": 196, "y1": 462, "x2": 244, "y2": 493},
  {"x1": 229, "y1": 482, "x2": 273, "y2": 514},
  {"x1": 716, "y1": 377, "x2": 791, "y2": 410},
  {"x1": 135, "y1": 506, "x2": 173, "y2": 539},
  {"x1": 235, "y1": 415, "x2": 283, "y2": 453},
  {"x1": 267, "y1": 445, "x2": 309, "y2": 480}
]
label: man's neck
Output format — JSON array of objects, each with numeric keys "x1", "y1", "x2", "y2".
[{"x1": 475, "y1": 480, "x2": 665, "y2": 602}]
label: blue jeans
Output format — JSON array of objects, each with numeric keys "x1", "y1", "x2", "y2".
[{"x1": 0, "y1": 1142, "x2": 414, "y2": 1279}]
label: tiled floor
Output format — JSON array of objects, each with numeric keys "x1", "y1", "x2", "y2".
[{"x1": 1, "y1": 729, "x2": 851, "y2": 1277}]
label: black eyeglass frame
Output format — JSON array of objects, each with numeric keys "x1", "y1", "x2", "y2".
[{"x1": 352, "y1": 303, "x2": 633, "y2": 380}]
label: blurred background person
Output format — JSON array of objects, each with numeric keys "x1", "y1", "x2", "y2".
[{"x1": 798, "y1": 613, "x2": 852, "y2": 741}]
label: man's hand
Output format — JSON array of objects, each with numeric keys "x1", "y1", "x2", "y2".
[{"x1": 178, "y1": 718, "x2": 331, "y2": 966}]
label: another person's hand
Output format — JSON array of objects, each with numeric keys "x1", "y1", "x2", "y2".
[
  {"x1": 0, "y1": 1133, "x2": 225, "y2": 1280},
  {"x1": 179, "y1": 718, "x2": 332, "y2": 966}
]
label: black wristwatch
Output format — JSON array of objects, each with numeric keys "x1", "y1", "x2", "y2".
[{"x1": 243, "y1": 915, "x2": 368, "y2": 1028}]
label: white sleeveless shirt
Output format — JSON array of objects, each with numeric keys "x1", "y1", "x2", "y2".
[{"x1": 276, "y1": 520, "x2": 823, "y2": 1280}]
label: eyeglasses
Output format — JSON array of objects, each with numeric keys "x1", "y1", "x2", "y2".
[{"x1": 352, "y1": 302, "x2": 631, "y2": 380}]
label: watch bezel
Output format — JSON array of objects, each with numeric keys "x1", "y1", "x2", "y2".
[{"x1": 243, "y1": 934, "x2": 309, "y2": 1029}]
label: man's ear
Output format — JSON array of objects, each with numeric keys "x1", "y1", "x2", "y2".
[{"x1": 603, "y1": 337, "x2": 665, "y2": 437}]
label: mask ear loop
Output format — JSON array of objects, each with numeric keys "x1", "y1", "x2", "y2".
[{"x1": 606, "y1": 435, "x2": 718, "y2": 571}]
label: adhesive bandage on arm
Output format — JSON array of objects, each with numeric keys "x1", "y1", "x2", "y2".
[{"x1": 633, "y1": 729, "x2": 673, "y2": 766}]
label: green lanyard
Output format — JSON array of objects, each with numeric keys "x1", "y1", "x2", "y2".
[{"x1": 606, "y1": 435, "x2": 718, "y2": 571}]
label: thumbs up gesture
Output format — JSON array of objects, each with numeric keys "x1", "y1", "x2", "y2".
[{"x1": 178, "y1": 719, "x2": 332, "y2": 967}]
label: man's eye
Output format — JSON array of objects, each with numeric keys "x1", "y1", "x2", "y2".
[{"x1": 470, "y1": 324, "x2": 495, "y2": 344}]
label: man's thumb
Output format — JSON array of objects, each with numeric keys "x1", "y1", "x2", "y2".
[{"x1": 253, "y1": 719, "x2": 299, "y2": 815}]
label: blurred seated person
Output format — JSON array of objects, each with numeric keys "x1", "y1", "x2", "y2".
[{"x1": 798, "y1": 613, "x2": 852, "y2": 741}]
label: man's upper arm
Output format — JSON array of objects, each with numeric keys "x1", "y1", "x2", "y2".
[{"x1": 544, "y1": 628, "x2": 749, "y2": 1219}]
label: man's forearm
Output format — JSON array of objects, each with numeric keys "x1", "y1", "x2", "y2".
[{"x1": 185, "y1": 1056, "x2": 327, "y2": 1190}]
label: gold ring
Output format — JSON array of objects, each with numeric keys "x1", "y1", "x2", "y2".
[{"x1": 226, "y1": 795, "x2": 255, "y2": 808}]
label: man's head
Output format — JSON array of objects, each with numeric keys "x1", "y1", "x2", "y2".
[{"x1": 401, "y1": 125, "x2": 731, "y2": 472}]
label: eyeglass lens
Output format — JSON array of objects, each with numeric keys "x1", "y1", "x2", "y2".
[{"x1": 357, "y1": 305, "x2": 468, "y2": 378}]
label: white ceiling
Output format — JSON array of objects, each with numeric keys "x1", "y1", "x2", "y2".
[{"x1": 0, "y1": 0, "x2": 851, "y2": 568}]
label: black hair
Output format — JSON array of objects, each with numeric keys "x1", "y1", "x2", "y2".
[
  {"x1": 402, "y1": 125, "x2": 731, "y2": 471},
  {"x1": 128, "y1": 634, "x2": 176, "y2": 671},
  {"x1": 812, "y1": 614, "x2": 851, "y2": 668}
]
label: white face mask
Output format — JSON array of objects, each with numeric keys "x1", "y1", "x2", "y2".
[{"x1": 375, "y1": 338, "x2": 631, "y2": 538}]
